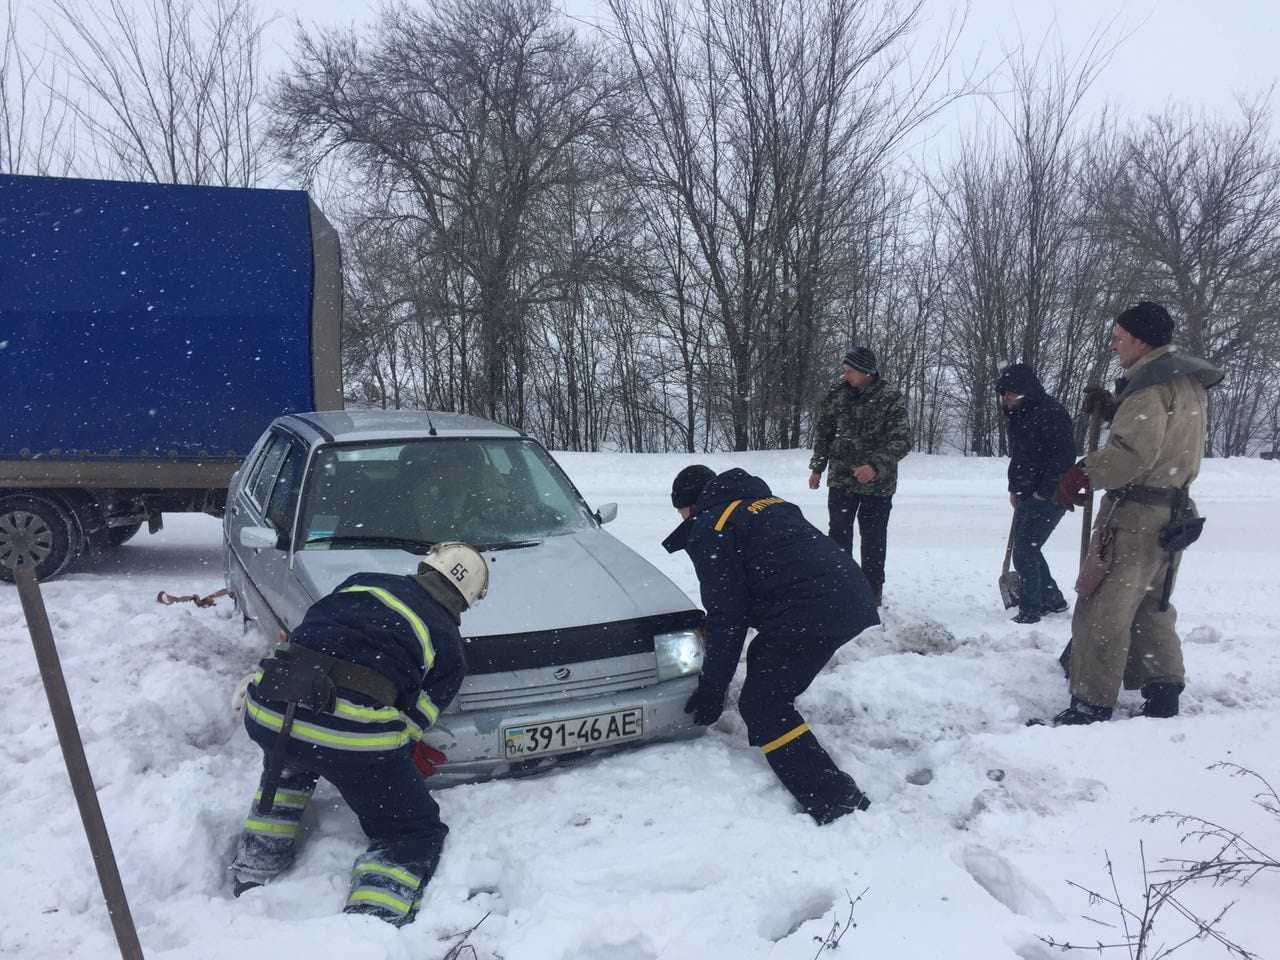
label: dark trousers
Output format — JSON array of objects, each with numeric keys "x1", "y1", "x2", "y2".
[
  {"x1": 231, "y1": 745, "x2": 447, "y2": 925},
  {"x1": 737, "y1": 631, "x2": 868, "y2": 823},
  {"x1": 827, "y1": 487, "x2": 892, "y2": 591},
  {"x1": 1012, "y1": 496, "x2": 1067, "y2": 615}
]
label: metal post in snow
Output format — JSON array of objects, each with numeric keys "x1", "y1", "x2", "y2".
[{"x1": 14, "y1": 563, "x2": 145, "y2": 960}]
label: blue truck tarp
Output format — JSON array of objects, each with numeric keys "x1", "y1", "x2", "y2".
[{"x1": 0, "y1": 174, "x2": 341, "y2": 466}]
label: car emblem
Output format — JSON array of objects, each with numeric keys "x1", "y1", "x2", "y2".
[{"x1": 553, "y1": 667, "x2": 572, "y2": 681}]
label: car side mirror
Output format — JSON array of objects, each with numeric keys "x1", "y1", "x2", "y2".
[
  {"x1": 240, "y1": 526, "x2": 284, "y2": 550},
  {"x1": 595, "y1": 502, "x2": 618, "y2": 525}
]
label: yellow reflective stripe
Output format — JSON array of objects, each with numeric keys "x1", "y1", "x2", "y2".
[
  {"x1": 246, "y1": 698, "x2": 410, "y2": 750},
  {"x1": 253, "y1": 788, "x2": 310, "y2": 808},
  {"x1": 761, "y1": 723, "x2": 810, "y2": 755},
  {"x1": 347, "y1": 888, "x2": 412, "y2": 915},
  {"x1": 341, "y1": 585, "x2": 435, "y2": 669},
  {"x1": 353, "y1": 861, "x2": 422, "y2": 889},
  {"x1": 403, "y1": 715, "x2": 423, "y2": 739},
  {"x1": 332, "y1": 697, "x2": 401, "y2": 723},
  {"x1": 415, "y1": 692, "x2": 439, "y2": 725},
  {"x1": 714, "y1": 500, "x2": 743, "y2": 531},
  {"x1": 243, "y1": 818, "x2": 298, "y2": 836}
]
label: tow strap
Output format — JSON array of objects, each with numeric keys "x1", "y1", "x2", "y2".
[{"x1": 156, "y1": 587, "x2": 229, "y2": 608}]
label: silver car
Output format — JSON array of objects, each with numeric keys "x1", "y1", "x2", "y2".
[{"x1": 223, "y1": 410, "x2": 705, "y2": 784}]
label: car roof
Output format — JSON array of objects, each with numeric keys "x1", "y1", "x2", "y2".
[{"x1": 276, "y1": 409, "x2": 525, "y2": 445}]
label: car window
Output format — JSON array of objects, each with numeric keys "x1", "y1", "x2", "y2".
[
  {"x1": 247, "y1": 434, "x2": 289, "y2": 510},
  {"x1": 265, "y1": 441, "x2": 306, "y2": 535},
  {"x1": 297, "y1": 438, "x2": 594, "y2": 551}
]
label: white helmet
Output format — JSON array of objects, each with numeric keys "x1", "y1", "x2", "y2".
[{"x1": 420, "y1": 541, "x2": 489, "y2": 609}]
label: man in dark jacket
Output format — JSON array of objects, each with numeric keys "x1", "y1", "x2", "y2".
[
  {"x1": 663, "y1": 465, "x2": 880, "y2": 825},
  {"x1": 997, "y1": 363, "x2": 1077, "y2": 624},
  {"x1": 229, "y1": 542, "x2": 488, "y2": 925},
  {"x1": 808, "y1": 346, "x2": 911, "y2": 605}
]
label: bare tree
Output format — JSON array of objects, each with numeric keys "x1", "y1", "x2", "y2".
[
  {"x1": 933, "y1": 141, "x2": 1020, "y2": 454},
  {"x1": 1096, "y1": 97, "x2": 1280, "y2": 454},
  {"x1": 276, "y1": 0, "x2": 630, "y2": 430},
  {"x1": 993, "y1": 27, "x2": 1115, "y2": 372},
  {"x1": 1, "y1": 0, "x2": 75, "y2": 174},
  {"x1": 611, "y1": 0, "x2": 960, "y2": 450},
  {"x1": 49, "y1": 0, "x2": 271, "y2": 185}
]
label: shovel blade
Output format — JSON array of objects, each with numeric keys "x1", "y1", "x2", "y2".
[{"x1": 998, "y1": 571, "x2": 1022, "y2": 609}]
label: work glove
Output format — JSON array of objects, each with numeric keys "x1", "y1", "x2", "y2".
[
  {"x1": 412, "y1": 742, "x2": 448, "y2": 777},
  {"x1": 1054, "y1": 461, "x2": 1090, "y2": 511},
  {"x1": 1082, "y1": 384, "x2": 1118, "y2": 422},
  {"x1": 230, "y1": 671, "x2": 255, "y2": 717},
  {"x1": 684, "y1": 683, "x2": 726, "y2": 726}
]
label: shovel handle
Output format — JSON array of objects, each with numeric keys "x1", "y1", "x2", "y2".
[
  {"x1": 1002, "y1": 512, "x2": 1016, "y2": 576},
  {"x1": 1079, "y1": 407, "x2": 1103, "y2": 565}
]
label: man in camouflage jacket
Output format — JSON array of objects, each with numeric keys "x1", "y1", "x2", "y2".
[{"x1": 808, "y1": 346, "x2": 911, "y2": 604}]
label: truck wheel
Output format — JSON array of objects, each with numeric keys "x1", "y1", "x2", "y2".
[
  {"x1": 0, "y1": 495, "x2": 79, "y2": 582},
  {"x1": 108, "y1": 522, "x2": 143, "y2": 548}
]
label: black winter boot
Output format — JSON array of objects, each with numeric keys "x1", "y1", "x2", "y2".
[
  {"x1": 1026, "y1": 696, "x2": 1112, "y2": 727},
  {"x1": 811, "y1": 787, "x2": 871, "y2": 826},
  {"x1": 1012, "y1": 610, "x2": 1041, "y2": 624},
  {"x1": 1139, "y1": 682, "x2": 1183, "y2": 718}
]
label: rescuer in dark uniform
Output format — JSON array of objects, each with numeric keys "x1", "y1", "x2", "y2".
[
  {"x1": 663, "y1": 465, "x2": 880, "y2": 824},
  {"x1": 229, "y1": 542, "x2": 488, "y2": 925}
]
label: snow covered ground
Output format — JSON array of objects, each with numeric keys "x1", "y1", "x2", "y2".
[{"x1": 2, "y1": 450, "x2": 1278, "y2": 960}]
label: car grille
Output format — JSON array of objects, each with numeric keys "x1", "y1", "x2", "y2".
[{"x1": 456, "y1": 664, "x2": 660, "y2": 711}]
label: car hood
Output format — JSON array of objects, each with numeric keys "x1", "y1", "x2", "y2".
[{"x1": 290, "y1": 530, "x2": 697, "y2": 637}]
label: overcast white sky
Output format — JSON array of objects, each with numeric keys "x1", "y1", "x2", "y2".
[
  {"x1": 10, "y1": 0, "x2": 1276, "y2": 176},
  {"x1": 261, "y1": 0, "x2": 1279, "y2": 128}
]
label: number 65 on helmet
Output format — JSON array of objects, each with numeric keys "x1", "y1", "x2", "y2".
[{"x1": 419, "y1": 541, "x2": 489, "y2": 609}]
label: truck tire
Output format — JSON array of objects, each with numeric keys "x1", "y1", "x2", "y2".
[
  {"x1": 107, "y1": 522, "x2": 143, "y2": 548},
  {"x1": 0, "y1": 494, "x2": 80, "y2": 582}
]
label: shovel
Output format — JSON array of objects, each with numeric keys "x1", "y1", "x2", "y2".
[{"x1": 999, "y1": 513, "x2": 1021, "y2": 609}]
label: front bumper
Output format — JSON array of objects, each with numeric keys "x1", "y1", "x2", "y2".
[{"x1": 424, "y1": 674, "x2": 703, "y2": 786}]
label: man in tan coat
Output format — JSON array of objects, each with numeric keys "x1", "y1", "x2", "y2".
[{"x1": 1045, "y1": 302, "x2": 1223, "y2": 726}]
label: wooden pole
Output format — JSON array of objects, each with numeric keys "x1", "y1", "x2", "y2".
[
  {"x1": 14, "y1": 564, "x2": 146, "y2": 960},
  {"x1": 1060, "y1": 405, "x2": 1106, "y2": 678},
  {"x1": 1079, "y1": 407, "x2": 1103, "y2": 564}
]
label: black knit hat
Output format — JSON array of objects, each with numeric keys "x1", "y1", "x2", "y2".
[
  {"x1": 842, "y1": 346, "x2": 877, "y2": 375},
  {"x1": 995, "y1": 363, "x2": 1037, "y2": 395},
  {"x1": 1115, "y1": 301, "x2": 1174, "y2": 348},
  {"x1": 671, "y1": 464, "x2": 716, "y2": 509}
]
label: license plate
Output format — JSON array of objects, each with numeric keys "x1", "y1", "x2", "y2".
[{"x1": 503, "y1": 708, "x2": 644, "y2": 759}]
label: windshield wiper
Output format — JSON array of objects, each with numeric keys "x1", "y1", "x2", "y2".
[
  {"x1": 304, "y1": 534, "x2": 438, "y2": 553},
  {"x1": 473, "y1": 539, "x2": 542, "y2": 552}
]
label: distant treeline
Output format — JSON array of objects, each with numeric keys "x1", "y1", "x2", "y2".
[{"x1": 6, "y1": 0, "x2": 1279, "y2": 455}]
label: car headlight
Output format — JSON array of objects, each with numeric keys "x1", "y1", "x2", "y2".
[{"x1": 654, "y1": 628, "x2": 704, "y2": 680}]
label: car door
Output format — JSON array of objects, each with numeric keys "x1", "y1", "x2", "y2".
[
  {"x1": 230, "y1": 430, "x2": 307, "y2": 640},
  {"x1": 225, "y1": 430, "x2": 282, "y2": 634}
]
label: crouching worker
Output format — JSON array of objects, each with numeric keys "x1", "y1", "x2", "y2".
[
  {"x1": 228, "y1": 542, "x2": 488, "y2": 925},
  {"x1": 663, "y1": 466, "x2": 880, "y2": 824}
]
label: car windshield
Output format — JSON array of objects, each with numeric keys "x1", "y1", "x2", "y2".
[{"x1": 297, "y1": 437, "x2": 596, "y2": 552}]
